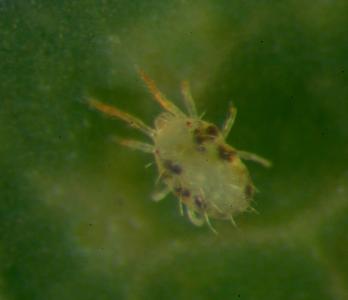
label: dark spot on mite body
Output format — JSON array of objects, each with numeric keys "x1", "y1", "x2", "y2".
[
  {"x1": 174, "y1": 187, "x2": 182, "y2": 195},
  {"x1": 218, "y1": 145, "x2": 236, "y2": 161},
  {"x1": 193, "y1": 128, "x2": 205, "y2": 144},
  {"x1": 194, "y1": 195, "x2": 205, "y2": 210},
  {"x1": 163, "y1": 159, "x2": 182, "y2": 174},
  {"x1": 181, "y1": 189, "x2": 191, "y2": 197},
  {"x1": 245, "y1": 184, "x2": 254, "y2": 199},
  {"x1": 205, "y1": 125, "x2": 219, "y2": 137},
  {"x1": 186, "y1": 121, "x2": 192, "y2": 127},
  {"x1": 174, "y1": 187, "x2": 191, "y2": 198},
  {"x1": 193, "y1": 125, "x2": 218, "y2": 145}
]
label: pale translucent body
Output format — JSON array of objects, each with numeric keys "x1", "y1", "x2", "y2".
[
  {"x1": 89, "y1": 69, "x2": 271, "y2": 233},
  {"x1": 154, "y1": 115, "x2": 250, "y2": 218}
]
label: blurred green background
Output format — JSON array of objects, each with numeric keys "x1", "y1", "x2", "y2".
[{"x1": 1, "y1": 1, "x2": 348, "y2": 299}]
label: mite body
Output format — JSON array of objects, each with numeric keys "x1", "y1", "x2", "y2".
[{"x1": 89, "y1": 70, "x2": 271, "y2": 233}]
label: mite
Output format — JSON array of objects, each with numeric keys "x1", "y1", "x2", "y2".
[{"x1": 88, "y1": 70, "x2": 271, "y2": 233}]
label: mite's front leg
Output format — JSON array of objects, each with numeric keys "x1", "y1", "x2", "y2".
[
  {"x1": 237, "y1": 150, "x2": 272, "y2": 168},
  {"x1": 221, "y1": 103, "x2": 237, "y2": 138}
]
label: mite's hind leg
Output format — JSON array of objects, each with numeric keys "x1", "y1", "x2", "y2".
[
  {"x1": 181, "y1": 80, "x2": 198, "y2": 117},
  {"x1": 222, "y1": 103, "x2": 237, "y2": 138},
  {"x1": 88, "y1": 98, "x2": 154, "y2": 137},
  {"x1": 137, "y1": 69, "x2": 185, "y2": 117},
  {"x1": 112, "y1": 137, "x2": 154, "y2": 153},
  {"x1": 204, "y1": 213, "x2": 218, "y2": 235},
  {"x1": 187, "y1": 208, "x2": 205, "y2": 227},
  {"x1": 152, "y1": 185, "x2": 171, "y2": 202},
  {"x1": 237, "y1": 150, "x2": 272, "y2": 168}
]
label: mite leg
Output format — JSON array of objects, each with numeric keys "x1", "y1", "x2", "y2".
[
  {"x1": 88, "y1": 98, "x2": 155, "y2": 138},
  {"x1": 112, "y1": 137, "x2": 154, "y2": 153},
  {"x1": 180, "y1": 80, "x2": 198, "y2": 117},
  {"x1": 247, "y1": 206, "x2": 259, "y2": 214},
  {"x1": 155, "y1": 168, "x2": 169, "y2": 184},
  {"x1": 187, "y1": 208, "x2": 205, "y2": 226},
  {"x1": 145, "y1": 162, "x2": 154, "y2": 168},
  {"x1": 204, "y1": 213, "x2": 218, "y2": 235},
  {"x1": 221, "y1": 103, "x2": 237, "y2": 138},
  {"x1": 229, "y1": 215, "x2": 237, "y2": 227},
  {"x1": 137, "y1": 68, "x2": 185, "y2": 117},
  {"x1": 237, "y1": 150, "x2": 272, "y2": 168},
  {"x1": 152, "y1": 185, "x2": 171, "y2": 202},
  {"x1": 178, "y1": 200, "x2": 184, "y2": 216}
]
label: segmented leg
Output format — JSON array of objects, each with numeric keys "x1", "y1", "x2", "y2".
[
  {"x1": 152, "y1": 185, "x2": 171, "y2": 202},
  {"x1": 187, "y1": 208, "x2": 205, "y2": 226},
  {"x1": 181, "y1": 80, "x2": 198, "y2": 117},
  {"x1": 112, "y1": 137, "x2": 154, "y2": 153},
  {"x1": 137, "y1": 69, "x2": 185, "y2": 117},
  {"x1": 237, "y1": 150, "x2": 272, "y2": 168},
  {"x1": 88, "y1": 98, "x2": 154, "y2": 137},
  {"x1": 204, "y1": 213, "x2": 218, "y2": 235},
  {"x1": 222, "y1": 103, "x2": 237, "y2": 138}
]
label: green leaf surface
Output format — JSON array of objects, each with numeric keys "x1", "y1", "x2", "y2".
[{"x1": 1, "y1": 1, "x2": 347, "y2": 299}]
